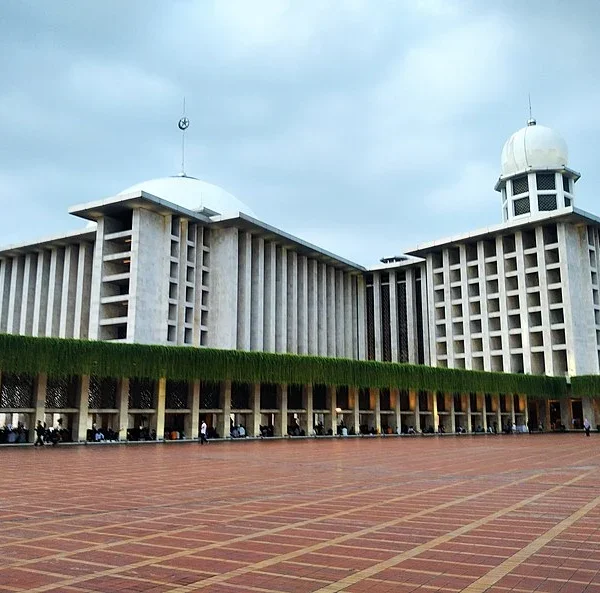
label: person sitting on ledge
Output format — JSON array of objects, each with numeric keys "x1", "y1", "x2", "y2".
[
  {"x1": 238, "y1": 425, "x2": 246, "y2": 438},
  {"x1": 407, "y1": 426, "x2": 416, "y2": 435}
]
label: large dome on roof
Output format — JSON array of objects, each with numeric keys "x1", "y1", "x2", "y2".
[
  {"x1": 501, "y1": 121, "x2": 568, "y2": 178},
  {"x1": 118, "y1": 175, "x2": 256, "y2": 218}
]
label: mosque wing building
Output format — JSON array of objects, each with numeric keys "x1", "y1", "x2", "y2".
[{"x1": 2, "y1": 119, "x2": 600, "y2": 440}]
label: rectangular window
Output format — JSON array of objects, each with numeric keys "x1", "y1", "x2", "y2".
[
  {"x1": 514, "y1": 197, "x2": 530, "y2": 216},
  {"x1": 538, "y1": 194, "x2": 557, "y2": 211},
  {"x1": 537, "y1": 173, "x2": 556, "y2": 191},
  {"x1": 512, "y1": 175, "x2": 529, "y2": 195}
]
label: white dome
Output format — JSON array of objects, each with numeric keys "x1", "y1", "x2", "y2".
[
  {"x1": 501, "y1": 122, "x2": 568, "y2": 177},
  {"x1": 118, "y1": 175, "x2": 256, "y2": 218}
]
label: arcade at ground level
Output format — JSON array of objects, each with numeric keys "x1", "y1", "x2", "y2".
[
  {"x1": 0, "y1": 333, "x2": 599, "y2": 444},
  {"x1": 2, "y1": 436, "x2": 600, "y2": 593}
]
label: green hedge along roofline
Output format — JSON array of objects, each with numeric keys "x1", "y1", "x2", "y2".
[{"x1": 0, "y1": 333, "x2": 566, "y2": 398}]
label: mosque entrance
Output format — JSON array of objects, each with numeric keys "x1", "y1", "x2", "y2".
[
  {"x1": 549, "y1": 401, "x2": 563, "y2": 430},
  {"x1": 571, "y1": 399, "x2": 583, "y2": 430}
]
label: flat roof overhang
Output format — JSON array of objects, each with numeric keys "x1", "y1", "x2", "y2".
[
  {"x1": 405, "y1": 206, "x2": 600, "y2": 258},
  {"x1": 0, "y1": 228, "x2": 96, "y2": 257}
]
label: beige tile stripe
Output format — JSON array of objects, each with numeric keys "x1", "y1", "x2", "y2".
[
  {"x1": 459, "y1": 493, "x2": 600, "y2": 593},
  {"x1": 163, "y1": 471, "x2": 553, "y2": 593},
  {"x1": 310, "y1": 472, "x2": 596, "y2": 593}
]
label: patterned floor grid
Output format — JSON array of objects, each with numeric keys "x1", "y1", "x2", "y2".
[{"x1": 1, "y1": 434, "x2": 599, "y2": 593}]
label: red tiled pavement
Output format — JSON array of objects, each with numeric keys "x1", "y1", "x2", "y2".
[{"x1": 1, "y1": 434, "x2": 600, "y2": 592}]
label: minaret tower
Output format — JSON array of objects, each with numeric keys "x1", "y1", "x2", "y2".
[{"x1": 495, "y1": 119, "x2": 580, "y2": 222}]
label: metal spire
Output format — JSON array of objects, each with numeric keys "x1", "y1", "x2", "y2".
[
  {"x1": 527, "y1": 93, "x2": 536, "y2": 126},
  {"x1": 178, "y1": 98, "x2": 190, "y2": 176}
]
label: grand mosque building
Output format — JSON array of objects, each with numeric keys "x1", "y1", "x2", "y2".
[{"x1": 1, "y1": 118, "x2": 600, "y2": 441}]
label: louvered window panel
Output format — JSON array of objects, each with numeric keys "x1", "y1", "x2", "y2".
[
  {"x1": 0, "y1": 373, "x2": 34, "y2": 408},
  {"x1": 538, "y1": 194, "x2": 557, "y2": 211},
  {"x1": 366, "y1": 283, "x2": 375, "y2": 360},
  {"x1": 512, "y1": 175, "x2": 529, "y2": 195},
  {"x1": 537, "y1": 173, "x2": 555, "y2": 190},
  {"x1": 415, "y1": 276, "x2": 425, "y2": 364},
  {"x1": 562, "y1": 176, "x2": 570, "y2": 192},
  {"x1": 129, "y1": 378, "x2": 155, "y2": 409},
  {"x1": 231, "y1": 382, "x2": 250, "y2": 409},
  {"x1": 381, "y1": 282, "x2": 391, "y2": 362},
  {"x1": 88, "y1": 376, "x2": 117, "y2": 409},
  {"x1": 514, "y1": 197, "x2": 530, "y2": 216},
  {"x1": 397, "y1": 280, "x2": 409, "y2": 362},
  {"x1": 166, "y1": 380, "x2": 188, "y2": 409},
  {"x1": 200, "y1": 381, "x2": 220, "y2": 409},
  {"x1": 46, "y1": 376, "x2": 77, "y2": 408}
]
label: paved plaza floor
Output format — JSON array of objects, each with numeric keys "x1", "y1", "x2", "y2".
[{"x1": 1, "y1": 434, "x2": 600, "y2": 593}]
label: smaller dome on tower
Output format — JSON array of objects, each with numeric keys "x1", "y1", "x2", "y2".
[{"x1": 501, "y1": 121, "x2": 568, "y2": 178}]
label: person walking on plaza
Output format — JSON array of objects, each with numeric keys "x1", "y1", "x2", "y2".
[
  {"x1": 584, "y1": 417, "x2": 591, "y2": 437},
  {"x1": 200, "y1": 420, "x2": 208, "y2": 445},
  {"x1": 34, "y1": 420, "x2": 45, "y2": 446}
]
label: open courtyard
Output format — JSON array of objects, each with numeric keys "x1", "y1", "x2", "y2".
[{"x1": 1, "y1": 435, "x2": 600, "y2": 593}]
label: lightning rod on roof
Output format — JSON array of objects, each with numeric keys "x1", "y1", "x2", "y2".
[
  {"x1": 527, "y1": 93, "x2": 536, "y2": 126},
  {"x1": 178, "y1": 97, "x2": 190, "y2": 176}
]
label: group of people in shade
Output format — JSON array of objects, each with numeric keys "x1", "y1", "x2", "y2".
[{"x1": 1, "y1": 415, "x2": 595, "y2": 445}]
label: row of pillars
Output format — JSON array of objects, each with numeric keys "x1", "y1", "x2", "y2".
[{"x1": 12, "y1": 373, "x2": 531, "y2": 442}]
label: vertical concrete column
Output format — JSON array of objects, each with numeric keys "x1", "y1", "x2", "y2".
[
  {"x1": 582, "y1": 396, "x2": 595, "y2": 429},
  {"x1": 335, "y1": 271, "x2": 345, "y2": 357},
  {"x1": 220, "y1": 380, "x2": 232, "y2": 438},
  {"x1": 263, "y1": 242, "x2": 277, "y2": 353},
  {"x1": 154, "y1": 378, "x2": 166, "y2": 441},
  {"x1": 317, "y1": 264, "x2": 327, "y2": 356},
  {"x1": 510, "y1": 394, "x2": 516, "y2": 427},
  {"x1": 327, "y1": 385, "x2": 337, "y2": 434},
  {"x1": 496, "y1": 395, "x2": 502, "y2": 432},
  {"x1": 75, "y1": 375, "x2": 90, "y2": 442},
  {"x1": 432, "y1": 391, "x2": 438, "y2": 432},
  {"x1": 19, "y1": 253, "x2": 35, "y2": 335},
  {"x1": 521, "y1": 394, "x2": 529, "y2": 429},
  {"x1": 251, "y1": 383, "x2": 261, "y2": 437},
  {"x1": 480, "y1": 392, "x2": 487, "y2": 432},
  {"x1": 560, "y1": 395, "x2": 572, "y2": 431},
  {"x1": 449, "y1": 393, "x2": 456, "y2": 433},
  {"x1": 237, "y1": 232, "x2": 252, "y2": 350},
  {"x1": 391, "y1": 388, "x2": 401, "y2": 433},
  {"x1": 406, "y1": 268, "x2": 417, "y2": 363},
  {"x1": 307, "y1": 259, "x2": 318, "y2": 355},
  {"x1": 250, "y1": 237, "x2": 265, "y2": 351},
  {"x1": 303, "y1": 384, "x2": 313, "y2": 435},
  {"x1": 371, "y1": 388, "x2": 381, "y2": 434},
  {"x1": 326, "y1": 267, "x2": 336, "y2": 356},
  {"x1": 0, "y1": 260, "x2": 7, "y2": 332},
  {"x1": 186, "y1": 380, "x2": 200, "y2": 439},
  {"x1": 31, "y1": 372, "x2": 47, "y2": 442},
  {"x1": 275, "y1": 246, "x2": 288, "y2": 353},
  {"x1": 349, "y1": 386, "x2": 359, "y2": 434},
  {"x1": 74, "y1": 243, "x2": 92, "y2": 339},
  {"x1": 117, "y1": 378, "x2": 129, "y2": 442},
  {"x1": 411, "y1": 389, "x2": 420, "y2": 432},
  {"x1": 297, "y1": 256, "x2": 308, "y2": 354},
  {"x1": 343, "y1": 274, "x2": 353, "y2": 358},
  {"x1": 59, "y1": 245, "x2": 78, "y2": 338},
  {"x1": 286, "y1": 250, "x2": 298, "y2": 353},
  {"x1": 277, "y1": 384, "x2": 288, "y2": 437},
  {"x1": 466, "y1": 393, "x2": 472, "y2": 433}
]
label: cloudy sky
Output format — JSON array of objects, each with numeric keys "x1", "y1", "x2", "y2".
[{"x1": 2, "y1": 0, "x2": 600, "y2": 266}]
